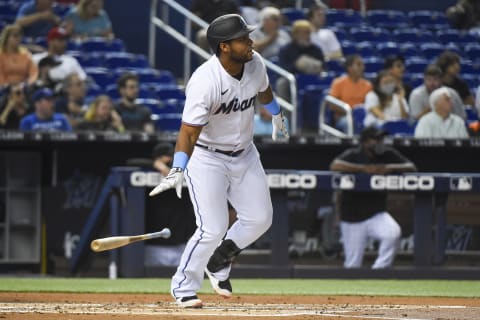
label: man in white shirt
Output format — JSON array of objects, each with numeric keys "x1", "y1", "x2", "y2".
[
  {"x1": 414, "y1": 86, "x2": 469, "y2": 138},
  {"x1": 32, "y1": 27, "x2": 87, "y2": 82},
  {"x1": 409, "y1": 64, "x2": 465, "y2": 120},
  {"x1": 307, "y1": 2, "x2": 343, "y2": 61}
]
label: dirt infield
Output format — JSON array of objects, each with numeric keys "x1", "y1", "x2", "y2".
[{"x1": 0, "y1": 292, "x2": 479, "y2": 320}]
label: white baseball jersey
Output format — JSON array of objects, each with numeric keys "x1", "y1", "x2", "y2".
[{"x1": 182, "y1": 51, "x2": 269, "y2": 151}]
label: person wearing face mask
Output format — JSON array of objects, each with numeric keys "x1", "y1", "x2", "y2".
[
  {"x1": 330, "y1": 126, "x2": 417, "y2": 268},
  {"x1": 363, "y1": 70, "x2": 409, "y2": 128}
]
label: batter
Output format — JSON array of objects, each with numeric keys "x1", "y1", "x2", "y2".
[{"x1": 149, "y1": 14, "x2": 288, "y2": 308}]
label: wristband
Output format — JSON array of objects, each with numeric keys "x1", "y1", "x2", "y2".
[
  {"x1": 172, "y1": 151, "x2": 189, "y2": 170},
  {"x1": 263, "y1": 99, "x2": 280, "y2": 115}
]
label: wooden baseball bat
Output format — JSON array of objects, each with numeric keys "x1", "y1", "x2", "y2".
[{"x1": 90, "y1": 228, "x2": 171, "y2": 252}]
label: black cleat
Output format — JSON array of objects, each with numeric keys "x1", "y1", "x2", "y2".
[
  {"x1": 175, "y1": 295, "x2": 203, "y2": 308},
  {"x1": 205, "y1": 268, "x2": 232, "y2": 298}
]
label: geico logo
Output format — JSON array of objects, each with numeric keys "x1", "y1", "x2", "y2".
[
  {"x1": 370, "y1": 175, "x2": 434, "y2": 190},
  {"x1": 268, "y1": 174, "x2": 317, "y2": 189},
  {"x1": 130, "y1": 172, "x2": 163, "y2": 187}
]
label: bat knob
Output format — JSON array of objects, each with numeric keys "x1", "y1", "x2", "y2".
[
  {"x1": 163, "y1": 228, "x2": 172, "y2": 239},
  {"x1": 91, "y1": 240, "x2": 101, "y2": 252}
]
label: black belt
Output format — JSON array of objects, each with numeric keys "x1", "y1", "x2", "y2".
[{"x1": 195, "y1": 143, "x2": 244, "y2": 157}]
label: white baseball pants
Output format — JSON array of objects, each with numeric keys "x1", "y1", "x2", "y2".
[
  {"x1": 171, "y1": 143, "x2": 273, "y2": 298},
  {"x1": 340, "y1": 211, "x2": 401, "y2": 269}
]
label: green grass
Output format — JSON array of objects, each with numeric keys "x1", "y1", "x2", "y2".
[{"x1": 1, "y1": 278, "x2": 479, "y2": 298}]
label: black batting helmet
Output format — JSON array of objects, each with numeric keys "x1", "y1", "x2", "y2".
[{"x1": 206, "y1": 14, "x2": 256, "y2": 53}]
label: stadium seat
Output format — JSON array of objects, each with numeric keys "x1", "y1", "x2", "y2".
[
  {"x1": 299, "y1": 85, "x2": 329, "y2": 130},
  {"x1": 405, "y1": 57, "x2": 429, "y2": 74},
  {"x1": 462, "y1": 74, "x2": 479, "y2": 90},
  {"x1": 153, "y1": 113, "x2": 183, "y2": 132},
  {"x1": 465, "y1": 44, "x2": 480, "y2": 61},
  {"x1": 405, "y1": 73, "x2": 425, "y2": 88},
  {"x1": 436, "y1": 30, "x2": 478, "y2": 46},
  {"x1": 355, "y1": 41, "x2": 376, "y2": 56},
  {"x1": 85, "y1": 67, "x2": 115, "y2": 89},
  {"x1": 419, "y1": 43, "x2": 445, "y2": 60},
  {"x1": 398, "y1": 43, "x2": 419, "y2": 59},
  {"x1": 325, "y1": 60, "x2": 345, "y2": 74},
  {"x1": 461, "y1": 62, "x2": 479, "y2": 75},
  {"x1": 340, "y1": 40, "x2": 357, "y2": 56},
  {"x1": 366, "y1": 10, "x2": 409, "y2": 29},
  {"x1": 393, "y1": 28, "x2": 436, "y2": 44},
  {"x1": 154, "y1": 84, "x2": 185, "y2": 100},
  {"x1": 376, "y1": 42, "x2": 401, "y2": 57},
  {"x1": 465, "y1": 106, "x2": 479, "y2": 122},
  {"x1": 104, "y1": 53, "x2": 149, "y2": 69},
  {"x1": 350, "y1": 27, "x2": 391, "y2": 43},
  {"x1": 52, "y1": 3, "x2": 73, "y2": 18},
  {"x1": 77, "y1": 52, "x2": 105, "y2": 68},
  {"x1": 352, "y1": 105, "x2": 366, "y2": 134},
  {"x1": 407, "y1": 10, "x2": 449, "y2": 30},
  {"x1": 381, "y1": 120, "x2": 416, "y2": 136},
  {"x1": 137, "y1": 69, "x2": 176, "y2": 85},
  {"x1": 0, "y1": 2, "x2": 19, "y2": 23},
  {"x1": 363, "y1": 57, "x2": 384, "y2": 74},
  {"x1": 280, "y1": 7, "x2": 306, "y2": 24},
  {"x1": 80, "y1": 38, "x2": 126, "y2": 53},
  {"x1": 326, "y1": 9, "x2": 363, "y2": 28},
  {"x1": 296, "y1": 73, "x2": 334, "y2": 92},
  {"x1": 328, "y1": 26, "x2": 349, "y2": 42}
]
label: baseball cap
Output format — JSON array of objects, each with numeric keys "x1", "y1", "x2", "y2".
[
  {"x1": 38, "y1": 55, "x2": 61, "y2": 68},
  {"x1": 32, "y1": 88, "x2": 54, "y2": 102},
  {"x1": 360, "y1": 126, "x2": 387, "y2": 142},
  {"x1": 47, "y1": 27, "x2": 68, "y2": 42}
]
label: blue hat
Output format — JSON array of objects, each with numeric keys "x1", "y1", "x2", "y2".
[{"x1": 32, "y1": 88, "x2": 54, "y2": 102}]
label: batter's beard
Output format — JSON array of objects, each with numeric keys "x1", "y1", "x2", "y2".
[{"x1": 230, "y1": 51, "x2": 253, "y2": 64}]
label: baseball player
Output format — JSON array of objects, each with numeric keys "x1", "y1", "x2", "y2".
[
  {"x1": 149, "y1": 14, "x2": 288, "y2": 308},
  {"x1": 330, "y1": 126, "x2": 416, "y2": 269}
]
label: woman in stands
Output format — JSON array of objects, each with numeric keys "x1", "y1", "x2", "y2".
[
  {"x1": 0, "y1": 25, "x2": 38, "y2": 86},
  {"x1": 64, "y1": 0, "x2": 114, "y2": 39},
  {"x1": 77, "y1": 95, "x2": 124, "y2": 132},
  {"x1": 363, "y1": 70, "x2": 409, "y2": 128}
]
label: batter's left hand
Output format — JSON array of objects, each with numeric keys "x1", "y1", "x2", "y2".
[
  {"x1": 149, "y1": 168, "x2": 184, "y2": 198},
  {"x1": 272, "y1": 111, "x2": 289, "y2": 140}
]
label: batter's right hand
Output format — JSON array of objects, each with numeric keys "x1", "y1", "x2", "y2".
[{"x1": 149, "y1": 168, "x2": 184, "y2": 198}]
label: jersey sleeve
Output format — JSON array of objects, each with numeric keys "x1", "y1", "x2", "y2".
[
  {"x1": 182, "y1": 71, "x2": 216, "y2": 126},
  {"x1": 255, "y1": 52, "x2": 269, "y2": 93},
  {"x1": 364, "y1": 91, "x2": 379, "y2": 111}
]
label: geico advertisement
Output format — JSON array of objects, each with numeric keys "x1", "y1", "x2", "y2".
[
  {"x1": 267, "y1": 173, "x2": 317, "y2": 189},
  {"x1": 370, "y1": 175, "x2": 434, "y2": 190}
]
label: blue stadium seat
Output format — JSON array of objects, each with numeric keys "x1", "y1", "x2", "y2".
[
  {"x1": 326, "y1": 9, "x2": 363, "y2": 28},
  {"x1": 465, "y1": 44, "x2": 480, "y2": 61},
  {"x1": 80, "y1": 38, "x2": 125, "y2": 53},
  {"x1": 325, "y1": 60, "x2": 345, "y2": 74},
  {"x1": 104, "y1": 52, "x2": 149, "y2": 69},
  {"x1": 436, "y1": 30, "x2": 478, "y2": 45},
  {"x1": 77, "y1": 52, "x2": 105, "y2": 68},
  {"x1": 352, "y1": 105, "x2": 366, "y2": 134},
  {"x1": 405, "y1": 73, "x2": 424, "y2": 89},
  {"x1": 382, "y1": 120, "x2": 416, "y2": 136},
  {"x1": 398, "y1": 43, "x2": 419, "y2": 59},
  {"x1": 138, "y1": 69, "x2": 176, "y2": 85},
  {"x1": 350, "y1": 27, "x2": 391, "y2": 43},
  {"x1": 376, "y1": 42, "x2": 401, "y2": 57},
  {"x1": 280, "y1": 7, "x2": 306, "y2": 24},
  {"x1": 393, "y1": 28, "x2": 436, "y2": 44},
  {"x1": 355, "y1": 41, "x2": 376, "y2": 56},
  {"x1": 340, "y1": 40, "x2": 357, "y2": 56},
  {"x1": 405, "y1": 57, "x2": 429, "y2": 74},
  {"x1": 299, "y1": 85, "x2": 329, "y2": 130},
  {"x1": 462, "y1": 74, "x2": 479, "y2": 90},
  {"x1": 366, "y1": 10, "x2": 409, "y2": 29},
  {"x1": 154, "y1": 84, "x2": 185, "y2": 100},
  {"x1": 363, "y1": 57, "x2": 384, "y2": 73},
  {"x1": 85, "y1": 67, "x2": 115, "y2": 89},
  {"x1": 296, "y1": 73, "x2": 334, "y2": 92},
  {"x1": 461, "y1": 62, "x2": 479, "y2": 75},
  {"x1": 465, "y1": 106, "x2": 479, "y2": 122},
  {"x1": 419, "y1": 43, "x2": 445, "y2": 60},
  {"x1": 327, "y1": 26, "x2": 349, "y2": 42},
  {"x1": 0, "y1": 2, "x2": 19, "y2": 23},
  {"x1": 52, "y1": 3, "x2": 73, "y2": 18},
  {"x1": 407, "y1": 10, "x2": 449, "y2": 30},
  {"x1": 153, "y1": 113, "x2": 182, "y2": 132}
]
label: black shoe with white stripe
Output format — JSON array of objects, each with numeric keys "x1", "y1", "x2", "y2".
[
  {"x1": 175, "y1": 295, "x2": 203, "y2": 308},
  {"x1": 205, "y1": 268, "x2": 232, "y2": 298}
]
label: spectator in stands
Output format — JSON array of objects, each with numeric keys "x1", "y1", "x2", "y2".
[
  {"x1": 250, "y1": 6, "x2": 291, "y2": 60},
  {"x1": 114, "y1": 72, "x2": 154, "y2": 133},
  {"x1": 191, "y1": 0, "x2": 240, "y2": 52},
  {"x1": 55, "y1": 73, "x2": 88, "y2": 129},
  {"x1": 19, "y1": 88, "x2": 72, "y2": 131},
  {"x1": 15, "y1": 0, "x2": 61, "y2": 39},
  {"x1": 330, "y1": 126, "x2": 416, "y2": 269},
  {"x1": 409, "y1": 64, "x2": 465, "y2": 121},
  {"x1": 307, "y1": 2, "x2": 343, "y2": 61},
  {"x1": 447, "y1": 0, "x2": 480, "y2": 30},
  {"x1": 254, "y1": 106, "x2": 289, "y2": 137},
  {"x1": 383, "y1": 55, "x2": 412, "y2": 101},
  {"x1": 77, "y1": 95, "x2": 124, "y2": 132},
  {"x1": 436, "y1": 51, "x2": 474, "y2": 107},
  {"x1": 0, "y1": 25, "x2": 38, "y2": 86},
  {"x1": 0, "y1": 83, "x2": 31, "y2": 130},
  {"x1": 27, "y1": 56, "x2": 62, "y2": 100},
  {"x1": 363, "y1": 70, "x2": 409, "y2": 128},
  {"x1": 329, "y1": 54, "x2": 372, "y2": 131},
  {"x1": 476, "y1": 85, "x2": 480, "y2": 115},
  {"x1": 64, "y1": 0, "x2": 114, "y2": 39},
  {"x1": 239, "y1": 0, "x2": 260, "y2": 25},
  {"x1": 414, "y1": 86, "x2": 469, "y2": 138},
  {"x1": 277, "y1": 20, "x2": 324, "y2": 101},
  {"x1": 32, "y1": 27, "x2": 87, "y2": 82}
]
